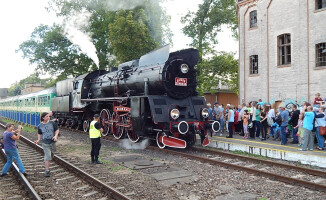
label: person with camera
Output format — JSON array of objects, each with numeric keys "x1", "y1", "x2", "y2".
[{"x1": 0, "y1": 123, "x2": 27, "y2": 177}]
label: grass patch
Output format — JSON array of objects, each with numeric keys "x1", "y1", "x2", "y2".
[
  {"x1": 21, "y1": 126, "x2": 36, "y2": 133},
  {"x1": 1, "y1": 117, "x2": 36, "y2": 133},
  {"x1": 101, "y1": 159, "x2": 114, "y2": 165},
  {"x1": 61, "y1": 145, "x2": 89, "y2": 153},
  {"x1": 108, "y1": 165, "x2": 125, "y2": 171},
  {"x1": 127, "y1": 168, "x2": 136, "y2": 173},
  {"x1": 232, "y1": 150, "x2": 268, "y2": 160},
  {"x1": 111, "y1": 147, "x2": 122, "y2": 151},
  {"x1": 258, "y1": 198, "x2": 267, "y2": 200}
]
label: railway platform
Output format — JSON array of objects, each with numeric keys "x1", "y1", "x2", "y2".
[{"x1": 198, "y1": 133, "x2": 326, "y2": 168}]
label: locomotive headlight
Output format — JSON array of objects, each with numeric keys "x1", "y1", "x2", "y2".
[
  {"x1": 170, "y1": 109, "x2": 180, "y2": 120},
  {"x1": 180, "y1": 64, "x2": 189, "y2": 74},
  {"x1": 201, "y1": 108, "x2": 209, "y2": 118}
]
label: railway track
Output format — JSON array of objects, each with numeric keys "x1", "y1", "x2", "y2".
[
  {"x1": 0, "y1": 123, "x2": 131, "y2": 200},
  {"x1": 0, "y1": 148, "x2": 38, "y2": 200},
  {"x1": 151, "y1": 146, "x2": 326, "y2": 193},
  {"x1": 3, "y1": 121, "x2": 326, "y2": 198},
  {"x1": 65, "y1": 125, "x2": 326, "y2": 193}
]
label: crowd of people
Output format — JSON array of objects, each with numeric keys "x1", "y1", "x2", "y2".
[{"x1": 207, "y1": 93, "x2": 326, "y2": 151}]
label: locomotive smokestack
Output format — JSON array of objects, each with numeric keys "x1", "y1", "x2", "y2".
[{"x1": 144, "y1": 78, "x2": 149, "y2": 95}]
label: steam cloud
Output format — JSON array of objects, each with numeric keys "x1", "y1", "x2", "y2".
[
  {"x1": 120, "y1": 139, "x2": 150, "y2": 150},
  {"x1": 61, "y1": 0, "x2": 149, "y2": 69},
  {"x1": 62, "y1": 9, "x2": 99, "y2": 68},
  {"x1": 103, "y1": 0, "x2": 146, "y2": 11}
]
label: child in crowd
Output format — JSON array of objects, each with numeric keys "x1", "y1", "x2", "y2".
[
  {"x1": 296, "y1": 113, "x2": 304, "y2": 147},
  {"x1": 313, "y1": 93, "x2": 324, "y2": 108},
  {"x1": 242, "y1": 110, "x2": 249, "y2": 138},
  {"x1": 272, "y1": 122, "x2": 281, "y2": 140}
]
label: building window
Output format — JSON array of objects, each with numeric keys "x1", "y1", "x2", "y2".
[
  {"x1": 316, "y1": 43, "x2": 326, "y2": 67},
  {"x1": 250, "y1": 55, "x2": 258, "y2": 74},
  {"x1": 278, "y1": 34, "x2": 291, "y2": 65},
  {"x1": 316, "y1": 0, "x2": 326, "y2": 10},
  {"x1": 250, "y1": 10, "x2": 257, "y2": 28}
]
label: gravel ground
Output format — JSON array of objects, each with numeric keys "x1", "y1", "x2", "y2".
[{"x1": 15, "y1": 126, "x2": 326, "y2": 200}]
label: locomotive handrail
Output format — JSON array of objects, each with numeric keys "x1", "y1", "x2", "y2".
[{"x1": 81, "y1": 97, "x2": 128, "y2": 102}]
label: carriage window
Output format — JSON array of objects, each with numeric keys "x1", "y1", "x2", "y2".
[{"x1": 74, "y1": 81, "x2": 79, "y2": 90}]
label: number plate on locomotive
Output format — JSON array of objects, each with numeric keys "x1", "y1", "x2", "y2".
[{"x1": 175, "y1": 77, "x2": 187, "y2": 86}]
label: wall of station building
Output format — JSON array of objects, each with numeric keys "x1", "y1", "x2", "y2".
[{"x1": 238, "y1": 0, "x2": 326, "y2": 105}]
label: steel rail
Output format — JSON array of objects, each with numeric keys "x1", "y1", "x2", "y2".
[
  {"x1": 50, "y1": 125, "x2": 326, "y2": 192},
  {"x1": 0, "y1": 124, "x2": 42, "y2": 200},
  {"x1": 193, "y1": 146, "x2": 326, "y2": 178},
  {"x1": 148, "y1": 146, "x2": 326, "y2": 192},
  {"x1": 0, "y1": 122, "x2": 131, "y2": 200},
  {"x1": 20, "y1": 135, "x2": 131, "y2": 200}
]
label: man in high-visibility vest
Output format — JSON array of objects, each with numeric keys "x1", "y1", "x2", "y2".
[{"x1": 89, "y1": 114, "x2": 103, "y2": 164}]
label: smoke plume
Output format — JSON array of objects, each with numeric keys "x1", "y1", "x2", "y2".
[
  {"x1": 102, "y1": 0, "x2": 146, "y2": 11},
  {"x1": 62, "y1": 9, "x2": 99, "y2": 68},
  {"x1": 120, "y1": 139, "x2": 150, "y2": 150}
]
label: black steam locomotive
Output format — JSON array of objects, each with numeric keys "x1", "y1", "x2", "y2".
[{"x1": 52, "y1": 45, "x2": 219, "y2": 148}]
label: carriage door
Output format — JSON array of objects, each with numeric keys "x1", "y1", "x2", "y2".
[{"x1": 71, "y1": 80, "x2": 84, "y2": 109}]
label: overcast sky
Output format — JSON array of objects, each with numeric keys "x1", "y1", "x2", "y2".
[{"x1": 0, "y1": 0, "x2": 237, "y2": 89}]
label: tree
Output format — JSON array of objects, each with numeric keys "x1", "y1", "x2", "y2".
[
  {"x1": 181, "y1": 0, "x2": 237, "y2": 60},
  {"x1": 108, "y1": 10, "x2": 158, "y2": 62},
  {"x1": 198, "y1": 52, "x2": 238, "y2": 95},
  {"x1": 181, "y1": 0, "x2": 238, "y2": 93},
  {"x1": 17, "y1": 0, "x2": 171, "y2": 81},
  {"x1": 18, "y1": 25, "x2": 94, "y2": 80}
]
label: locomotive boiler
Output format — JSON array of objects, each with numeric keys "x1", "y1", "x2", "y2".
[{"x1": 52, "y1": 45, "x2": 220, "y2": 148}]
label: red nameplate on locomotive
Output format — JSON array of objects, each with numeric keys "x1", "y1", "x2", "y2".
[{"x1": 175, "y1": 77, "x2": 187, "y2": 86}]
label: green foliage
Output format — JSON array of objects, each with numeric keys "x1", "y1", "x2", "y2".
[
  {"x1": 17, "y1": 25, "x2": 94, "y2": 80},
  {"x1": 108, "y1": 10, "x2": 158, "y2": 62},
  {"x1": 16, "y1": 0, "x2": 172, "y2": 84},
  {"x1": 181, "y1": 0, "x2": 237, "y2": 57},
  {"x1": 181, "y1": 0, "x2": 238, "y2": 93},
  {"x1": 197, "y1": 52, "x2": 238, "y2": 95}
]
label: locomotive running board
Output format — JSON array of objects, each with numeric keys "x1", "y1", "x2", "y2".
[
  {"x1": 202, "y1": 137, "x2": 210, "y2": 147},
  {"x1": 162, "y1": 136, "x2": 187, "y2": 148}
]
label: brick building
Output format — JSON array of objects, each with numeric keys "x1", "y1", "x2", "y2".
[{"x1": 237, "y1": 0, "x2": 326, "y2": 105}]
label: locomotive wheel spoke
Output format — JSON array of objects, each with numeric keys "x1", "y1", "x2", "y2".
[
  {"x1": 111, "y1": 112, "x2": 124, "y2": 139},
  {"x1": 100, "y1": 109, "x2": 111, "y2": 136},
  {"x1": 127, "y1": 119, "x2": 140, "y2": 143},
  {"x1": 83, "y1": 120, "x2": 89, "y2": 132}
]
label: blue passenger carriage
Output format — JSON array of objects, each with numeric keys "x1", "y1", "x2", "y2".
[{"x1": 0, "y1": 87, "x2": 56, "y2": 126}]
